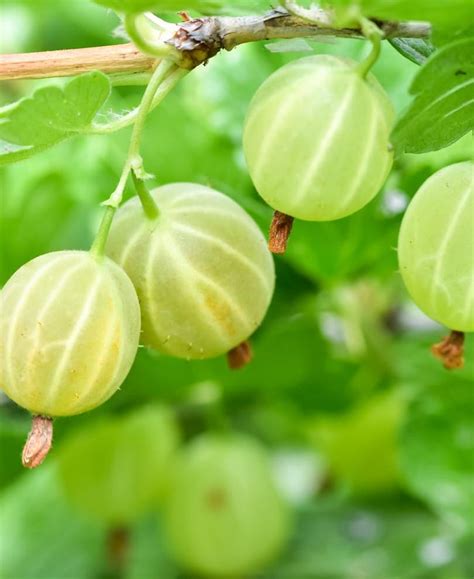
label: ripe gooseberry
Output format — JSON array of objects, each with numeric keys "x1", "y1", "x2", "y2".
[
  {"x1": 398, "y1": 161, "x2": 474, "y2": 333},
  {"x1": 106, "y1": 183, "x2": 275, "y2": 362},
  {"x1": 164, "y1": 433, "x2": 289, "y2": 576},
  {"x1": 0, "y1": 250, "x2": 140, "y2": 466},
  {"x1": 307, "y1": 391, "x2": 406, "y2": 494},
  {"x1": 57, "y1": 405, "x2": 180, "y2": 524},
  {"x1": 243, "y1": 55, "x2": 395, "y2": 222}
]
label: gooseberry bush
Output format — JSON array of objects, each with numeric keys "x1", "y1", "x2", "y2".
[{"x1": 0, "y1": 0, "x2": 473, "y2": 577}]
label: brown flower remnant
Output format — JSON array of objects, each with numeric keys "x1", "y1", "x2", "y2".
[
  {"x1": 268, "y1": 211, "x2": 294, "y2": 254},
  {"x1": 432, "y1": 330, "x2": 465, "y2": 370},
  {"x1": 227, "y1": 340, "x2": 253, "y2": 369},
  {"x1": 22, "y1": 415, "x2": 53, "y2": 469}
]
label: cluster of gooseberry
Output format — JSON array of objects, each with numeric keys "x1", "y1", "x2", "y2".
[
  {"x1": 57, "y1": 408, "x2": 289, "y2": 577},
  {"x1": 243, "y1": 54, "x2": 473, "y2": 367},
  {"x1": 0, "y1": 16, "x2": 472, "y2": 472},
  {"x1": 0, "y1": 181, "x2": 274, "y2": 467}
]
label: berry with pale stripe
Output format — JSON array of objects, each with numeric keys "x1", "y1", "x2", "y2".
[
  {"x1": 58, "y1": 405, "x2": 180, "y2": 523},
  {"x1": 0, "y1": 250, "x2": 141, "y2": 418},
  {"x1": 243, "y1": 55, "x2": 395, "y2": 222},
  {"x1": 398, "y1": 161, "x2": 474, "y2": 332},
  {"x1": 165, "y1": 434, "x2": 289, "y2": 577},
  {"x1": 106, "y1": 183, "x2": 275, "y2": 360}
]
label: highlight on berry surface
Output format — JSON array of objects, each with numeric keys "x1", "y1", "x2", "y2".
[
  {"x1": 164, "y1": 433, "x2": 289, "y2": 577},
  {"x1": 398, "y1": 161, "x2": 474, "y2": 346},
  {"x1": 106, "y1": 182, "x2": 275, "y2": 361},
  {"x1": 243, "y1": 55, "x2": 394, "y2": 226},
  {"x1": 0, "y1": 250, "x2": 141, "y2": 466}
]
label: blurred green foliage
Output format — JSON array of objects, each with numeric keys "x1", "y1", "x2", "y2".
[{"x1": 0, "y1": 1, "x2": 473, "y2": 578}]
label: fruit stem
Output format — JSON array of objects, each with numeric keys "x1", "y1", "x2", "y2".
[
  {"x1": 22, "y1": 416, "x2": 53, "y2": 469},
  {"x1": 124, "y1": 13, "x2": 178, "y2": 59},
  {"x1": 104, "y1": 58, "x2": 182, "y2": 210},
  {"x1": 227, "y1": 340, "x2": 253, "y2": 370},
  {"x1": 90, "y1": 206, "x2": 116, "y2": 258},
  {"x1": 432, "y1": 330, "x2": 465, "y2": 370},
  {"x1": 132, "y1": 171, "x2": 159, "y2": 220},
  {"x1": 269, "y1": 211, "x2": 294, "y2": 254},
  {"x1": 357, "y1": 18, "x2": 384, "y2": 78}
]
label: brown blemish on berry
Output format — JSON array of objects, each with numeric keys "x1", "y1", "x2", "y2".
[
  {"x1": 203, "y1": 292, "x2": 236, "y2": 337},
  {"x1": 206, "y1": 487, "x2": 228, "y2": 511}
]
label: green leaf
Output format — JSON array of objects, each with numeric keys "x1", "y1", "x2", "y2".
[
  {"x1": 0, "y1": 412, "x2": 30, "y2": 490},
  {"x1": 0, "y1": 72, "x2": 110, "y2": 162},
  {"x1": 392, "y1": 38, "x2": 474, "y2": 154},
  {"x1": 0, "y1": 140, "x2": 56, "y2": 166},
  {"x1": 400, "y1": 380, "x2": 474, "y2": 535},
  {"x1": 263, "y1": 499, "x2": 467, "y2": 578},
  {"x1": 0, "y1": 464, "x2": 106, "y2": 579},
  {"x1": 327, "y1": 0, "x2": 472, "y2": 31},
  {"x1": 93, "y1": 0, "x2": 227, "y2": 13},
  {"x1": 389, "y1": 38, "x2": 435, "y2": 66},
  {"x1": 93, "y1": 0, "x2": 162, "y2": 11}
]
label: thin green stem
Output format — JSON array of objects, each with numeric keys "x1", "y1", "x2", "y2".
[
  {"x1": 92, "y1": 68, "x2": 188, "y2": 135},
  {"x1": 132, "y1": 172, "x2": 159, "y2": 220},
  {"x1": 104, "y1": 59, "x2": 178, "y2": 209},
  {"x1": 357, "y1": 18, "x2": 384, "y2": 78},
  {"x1": 110, "y1": 71, "x2": 153, "y2": 87},
  {"x1": 90, "y1": 206, "x2": 116, "y2": 258},
  {"x1": 90, "y1": 59, "x2": 186, "y2": 256},
  {"x1": 124, "y1": 13, "x2": 177, "y2": 59}
]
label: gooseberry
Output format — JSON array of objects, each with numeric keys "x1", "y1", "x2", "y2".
[
  {"x1": 307, "y1": 391, "x2": 406, "y2": 494},
  {"x1": 164, "y1": 433, "x2": 289, "y2": 576},
  {"x1": 243, "y1": 55, "x2": 394, "y2": 221},
  {"x1": 57, "y1": 405, "x2": 180, "y2": 524},
  {"x1": 106, "y1": 183, "x2": 275, "y2": 360},
  {"x1": 398, "y1": 161, "x2": 474, "y2": 332},
  {"x1": 0, "y1": 250, "x2": 140, "y2": 418}
]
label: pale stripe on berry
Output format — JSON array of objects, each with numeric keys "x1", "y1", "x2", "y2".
[
  {"x1": 171, "y1": 221, "x2": 272, "y2": 294},
  {"x1": 250, "y1": 75, "x2": 328, "y2": 187},
  {"x1": 293, "y1": 82, "x2": 357, "y2": 207},
  {"x1": 45, "y1": 273, "x2": 103, "y2": 408},
  {"x1": 429, "y1": 186, "x2": 472, "y2": 313},
  {"x1": 24, "y1": 260, "x2": 87, "y2": 389},
  {"x1": 337, "y1": 96, "x2": 379, "y2": 214},
  {"x1": 5, "y1": 254, "x2": 72, "y2": 392}
]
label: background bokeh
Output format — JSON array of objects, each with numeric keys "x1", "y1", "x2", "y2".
[{"x1": 0, "y1": 2, "x2": 473, "y2": 578}]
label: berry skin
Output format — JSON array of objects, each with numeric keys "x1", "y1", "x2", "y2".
[
  {"x1": 106, "y1": 183, "x2": 275, "y2": 360},
  {"x1": 243, "y1": 55, "x2": 395, "y2": 221},
  {"x1": 307, "y1": 391, "x2": 406, "y2": 494},
  {"x1": 164, "y1": 434, "x2": 289, "y2": 576},
  {"x1": 0, "y1": 250, "x2": 140, "y2": 417},
  {"x1": 398, "y1": 161, "x2": 474, "y2": 332},
  {"x1": 58, "y1": 405, "x2": 180, "y2": 524}
]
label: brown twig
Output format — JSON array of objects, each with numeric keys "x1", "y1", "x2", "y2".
[
  {"x1": 0, "y1": 44, "x2": 155, "y2": 80},
  {"x1": 227, "y1": 340, "x2": 253, "y2": 369},
  {"x1": 0, "y1": 10, "x2": 431, "y2": 80},
  {"x1": 22, "y1": 415, "x2": 53, "y2": 469},
  {"x1": 432, "y1": 330, "x2": 465, "y2": 370},
  {"x1": 269, "y1": 211, "x2": 294, "y2": 254}
]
